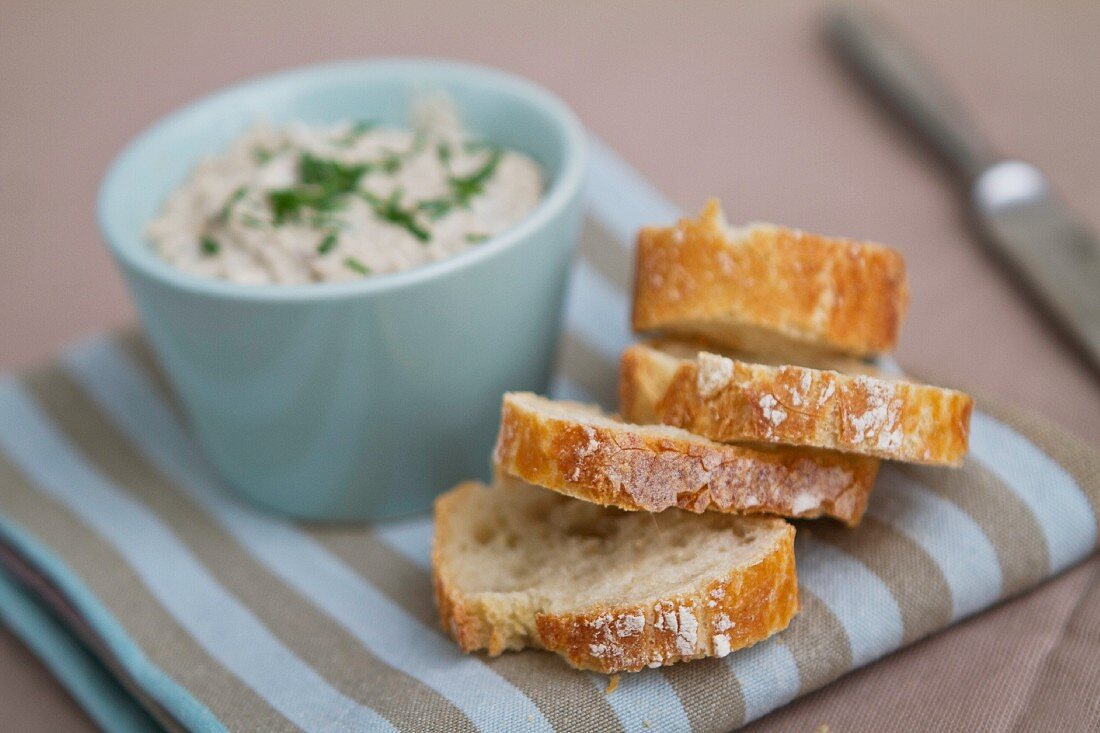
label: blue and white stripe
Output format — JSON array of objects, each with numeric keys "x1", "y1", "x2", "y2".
[
  {"x1": 868, "y1": 467, "x2": 1002, "y2": 620},
  {"x1": 969, "y1": 411, "x2": 1096, "y2": 573},
  {"x1": 0, "y1": 378, "x2": 399, "y2": 733},
  {"x1": 726, "y1": 638, "x2": 801, "y2": 722}
]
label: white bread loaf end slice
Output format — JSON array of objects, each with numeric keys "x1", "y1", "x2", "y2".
[{"x1": 432, "y1": 479, "x2": 799, "y2": 673}]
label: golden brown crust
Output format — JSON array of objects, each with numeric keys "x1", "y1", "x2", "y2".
[
  {"x1": 533, "y1": 523, "x2": 798, "y2": 672},
  {"x1": 631, "y1": 200, "x2": 910, "y2": 357},
  {"x1": 432, "y1": 482, "x2": 799, "y2": 673},
  {"x1": 621, "y1": 342, "x2": 973, "y2": 466},
  {"x1": 493, "y1": 392, "x2": 879, "y2": 525}
]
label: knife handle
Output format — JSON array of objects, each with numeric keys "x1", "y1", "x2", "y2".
[{"x1": 827, "y1": 3, "x2": 999, "y2": 182}]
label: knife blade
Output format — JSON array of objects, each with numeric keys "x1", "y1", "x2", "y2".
[{"x1": 827, "y1": 3, "x2": 1100, "y2": 374}]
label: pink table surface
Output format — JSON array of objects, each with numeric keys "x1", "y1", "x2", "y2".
[{"x1": 1, "y1": 1, "x2": 1098, "y2": 730}]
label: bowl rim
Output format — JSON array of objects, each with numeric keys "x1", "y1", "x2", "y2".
[{"x1": 97, "y1": 57, "x2": 588, "y2": 301}]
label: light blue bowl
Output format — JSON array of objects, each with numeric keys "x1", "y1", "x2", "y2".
[{"x1": 98, "y1": 59, "x2": 587, "y2": 520}]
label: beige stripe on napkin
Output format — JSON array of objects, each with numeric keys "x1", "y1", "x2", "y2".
[
  {"x1": 663, "y1": 656, "x2": 746, "y2": 731},
  {"x1": 782, "y1": 592, "x2": 853, "y2": 695},
  {"x1": 808, "y1": 517, "x2": 953, "y2": 644}
]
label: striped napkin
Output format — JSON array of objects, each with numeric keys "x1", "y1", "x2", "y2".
[{"x1": 1, "y1": 139, "x2": 1098, "y2": 733}]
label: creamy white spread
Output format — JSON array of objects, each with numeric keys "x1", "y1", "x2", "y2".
[{"x1": 148, "y1": 99, "x2": 544, "y2": 284}]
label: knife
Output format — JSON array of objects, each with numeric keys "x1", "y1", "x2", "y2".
[{"x1": 827, "y1": 3, "x2": 1100, "y2": 375}]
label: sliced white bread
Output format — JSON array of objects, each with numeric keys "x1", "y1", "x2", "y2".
[
  {"x1": 620, "y1": 341, "x2": 973, "y2": 466},
  {"x1": 493, "y1": 391, "x2": 879, "y2": 526},
  {"x1": 632, "y1": 199, "x2": 909, "y2": 358},
  {"x1": 432, "y1": 479, "x2": 799, "y2": 673}
]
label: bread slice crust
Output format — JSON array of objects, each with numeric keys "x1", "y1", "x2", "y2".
[
  {"x1": 631, "y1": 199, "x2": 909, "y2": 357},
  {"x1": 493, "y1": 392, "x2": 879, "y2": 525},
  {"x1": 621, "y1": 341, "x2": 973, "y2": 466},
  {"x1": 432, "y1": 481, "x2": 799, "y2": 673}
]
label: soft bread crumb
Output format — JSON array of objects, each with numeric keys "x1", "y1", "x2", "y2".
[{"x1": 432, "y1": 480, "x2": 799, "y2": 672}]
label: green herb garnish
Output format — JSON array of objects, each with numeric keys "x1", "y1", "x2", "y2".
[
  {"x1": 267, "y1": 188, "x2": 337, "y2": 224},
  {"x1": 465, "y1": 233, "x2": 490, "y2": 244},
  {"x1": 266, "y1": 153, "x2": 367, "y2": 224},
  {"x1": 436, "y1": 141, "x2": 452, "y2": 166},
  {"x1": 378, "y1": 150, "x2": 403, "y2": 175},
  {"x1": 240, "y1": 214, "x2": 266, "y2": 229},
  {"x1": 253, "y1": 147, "x2": 274, "y2": 164},
  {"x1": 317, "y1": 232, "x2": 338, "y2": 255},
  {"x1": 415, "y1": 197, "x2": 454, "y2": 221},
  {"x1": 361, "y1": 189, "x2": 431, "y2": 242},
  {"x1": 299, "y1": 153, "x2": 368, "y2": 193},
  {"x1": 344, "y1": 257, "x2": 370, "y2": 275},
  {"x1": 216, "y1": 186, "x2": 248, "y2": 223},
  {"x1": 200, "y1": 235, "x2": 220, "y2": 255},
  {"x1": 448, "y1": 147, "x2": 502, "y2": 207}
]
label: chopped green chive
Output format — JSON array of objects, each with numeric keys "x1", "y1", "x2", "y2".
[
  {"x1": 267, "y1": 187, "x2": 326, "y2": 225},
  {"x1": 448, "y1": 147, "x2": 502, "y2": 207},
  {"x1": 317, "y1": 232, "x2": 338, "y2": 255},
  {"x1": 200, "y1": 235, "x2": 220, "y2": 255},
  {"x1": 361, "y1": 189, "x2": 431, "y2": 243},
  {"x1": 415, "y1": 197, "x2": 453, "y2": 221},
  {"x1": 378, "y1": 150, "x2": 403, "y2": 175},
  {"x1": 436, "y1": 141, "x2": 452, "y2": 166},
  {"x1": 267, "y1": 152, "x2": 366, "y2": 224},
  {"x1": 267, "y1": 188, "x2": 308, "y2": 224},
  {"x1": 299, "y1": 153, "x2": 368, "y2": 192},
  {"x1": 253, "y1": 147, "x2": 274, "y2": 164},
  {"x1": 216, "y1": 186, "x2": 248, "y2": 223},
  {"x1": 251, "y1": 131, "x2": 511, "y2": 249},
  {"x1": 343, "y1": 257, "x2": 370, "y2": 275}
]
